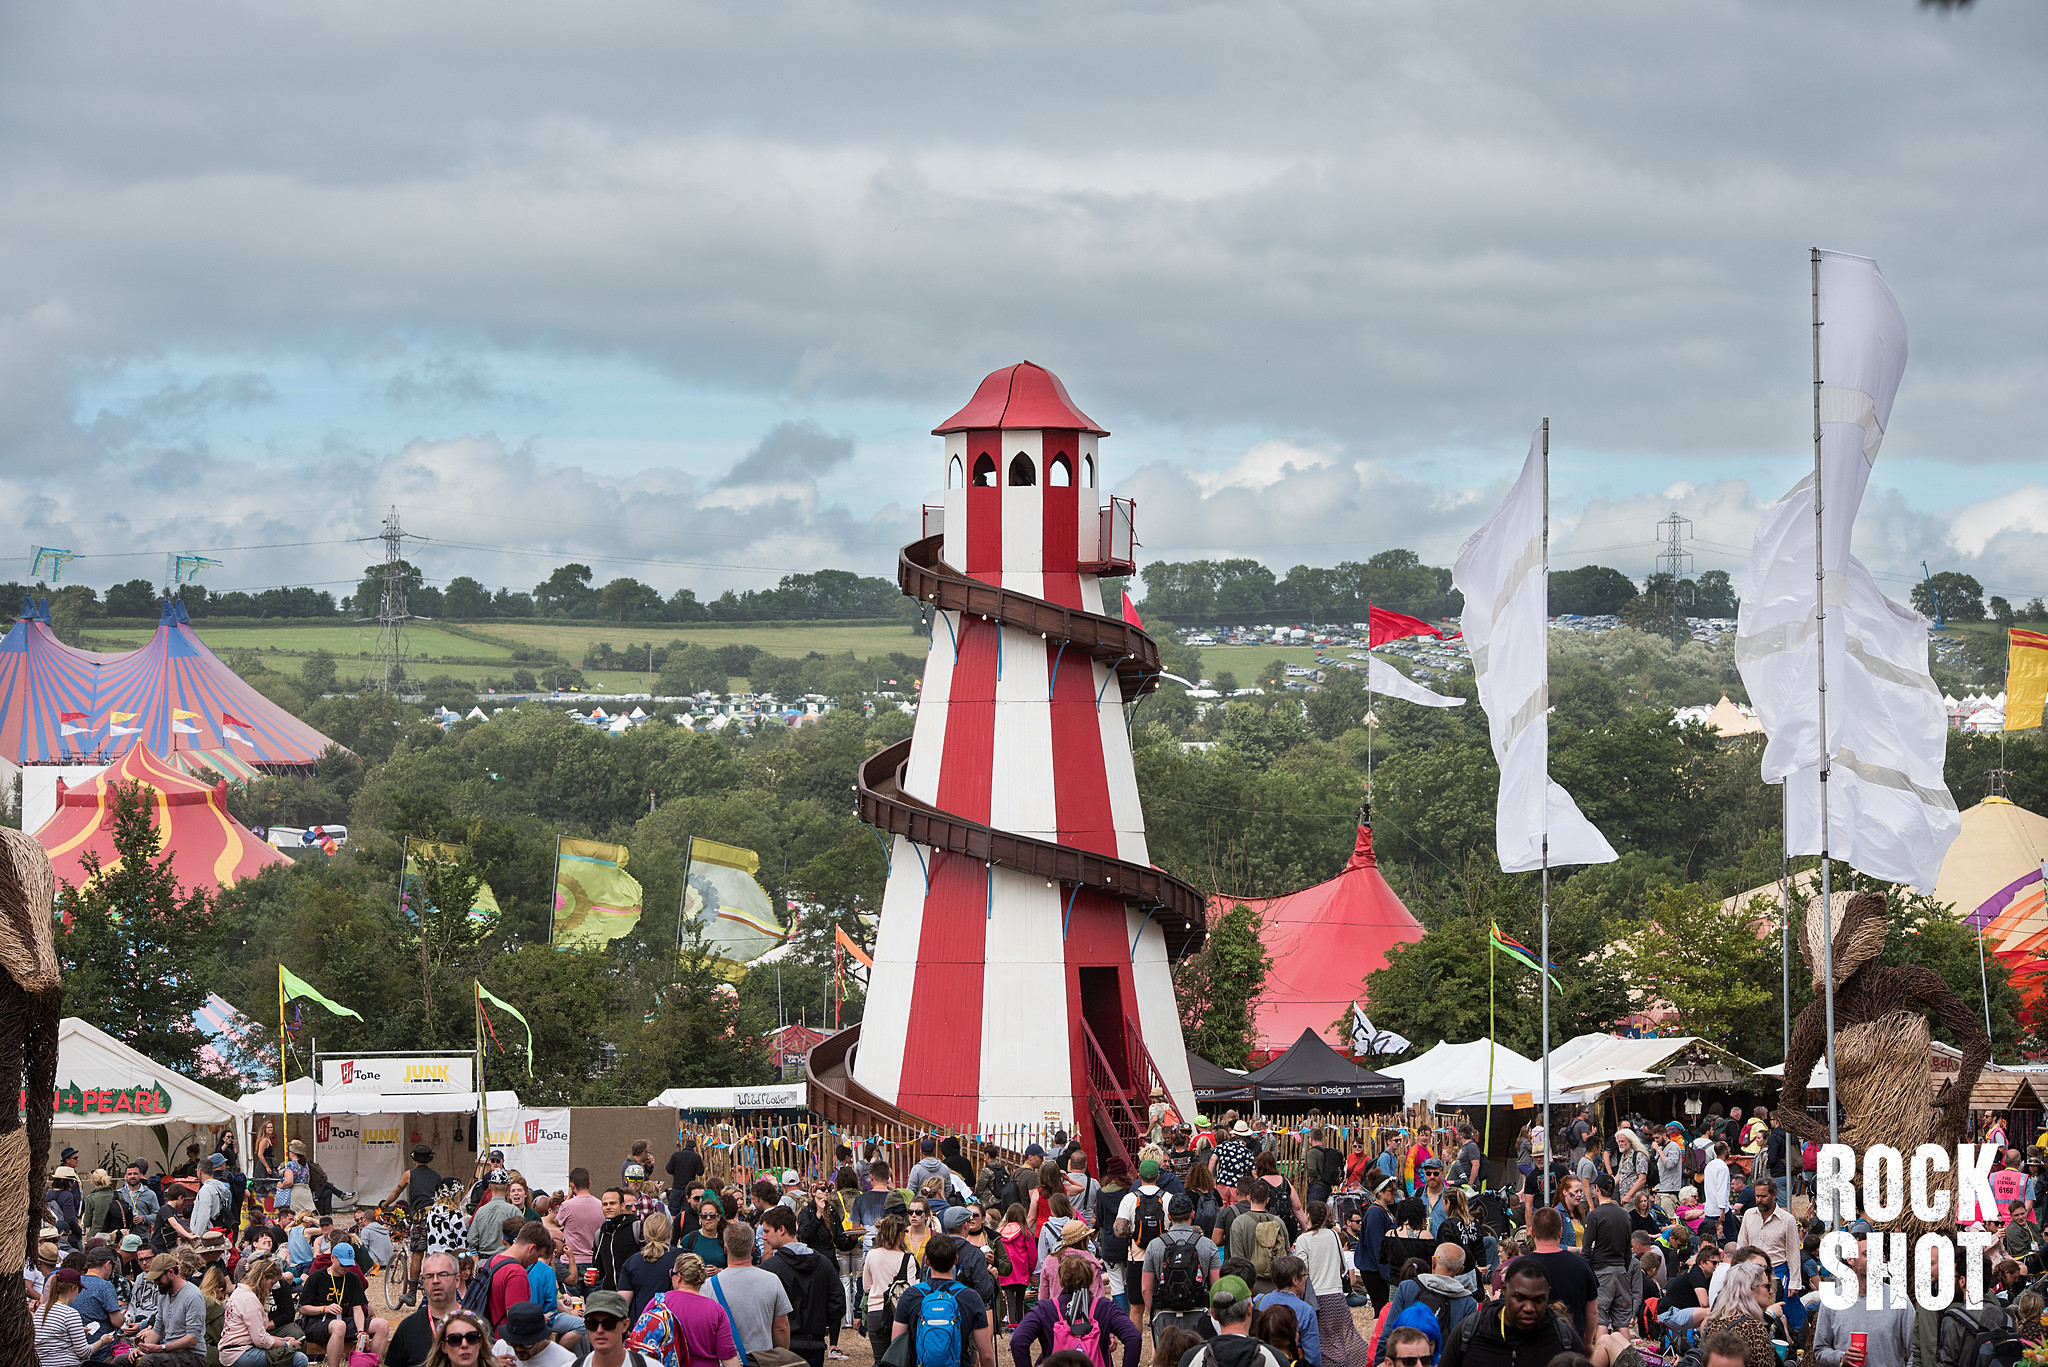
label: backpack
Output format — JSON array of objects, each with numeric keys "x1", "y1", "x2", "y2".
[
  {"x1": 1157, "y1": 1234, "x2": 1205, "y2": 1312},
  {"x1": 1193, "y1": 1192, "x2": 1222, "y2": 1237},
  {"x1": 1450, "y1": 1302, "x2": 1572, "y2": 1360},
  {"x1": 913, "y1": 1280, "x2": 965, "y2": 1367},
  {"x1": 1049, "y1": 1290, "x2": 1104, "y2": 1366},
  {"x1": 1134, "y1": 1192, "x2": 1169, "y2": 1257},
  {"x1": 628, "y1": 1297, "x2": 681, "y2": 1367},
  {"x1": 1682, "y1": 1145, "x2": 1707, "y2": 1178},
  {"x1": 460, "y1": 1253, "x2": 509, "y2": 1318},
  {"x1": 1941, "y1": 1307, "x2": 2025, "y2": 1367},
  {"x1": 1322, "y1": 1147, "x2": 1347, "y2": 1189},
  {"x1": 1249, "y1": 1215, "x2": 1284, "y2": 1283},
  {"x1": 880, "y1": 1253, "x2": 916, "y2": 1322}
]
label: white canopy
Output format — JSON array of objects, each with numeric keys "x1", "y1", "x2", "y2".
[
  {"x1": 1545, "y1": 1033, "x2": 1727, "y2": 1095},
  {"x1": 241, "y1": 1077, "x2": 521, "y2": 1116},
  {"x1": 50, "y1": 1018, "x2": 250, "y2": 1173},
  {"x1": 1380, "y1": 1039, "x2": 1580, "y2": 1107},
  {"x1": 650, "y1": 1082, "x2": 807, "y2": 1111},
  {"x1": 52, "y1": 1017, "x2": 249, "y2": 1131}
]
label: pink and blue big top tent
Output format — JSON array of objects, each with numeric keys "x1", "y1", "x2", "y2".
[{"x1": 0, "y1": 597, "x2": 337, "y2": 779}]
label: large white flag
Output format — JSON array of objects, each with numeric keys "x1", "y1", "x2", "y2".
[
  {"x1": 1367, "y1": 656, "x2": 1465, "y2": 709},
  {"x1": 1735, "y1": 250, "x2": 1958, "y2": 890},
  {"x1": 1452, "y1": 427, "x2": 1618, "y2": 873}
]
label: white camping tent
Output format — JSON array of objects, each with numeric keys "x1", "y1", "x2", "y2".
[
  {"x1": 1380, "y1": 1039, "x2": 1580, "y2": 1107},
  {"x1": 649, "y1": 1083, "x2": 807, "y2": 1111},
  {"x1": 49, "y1": 1017, "x2": 250, "y2": 1176}
]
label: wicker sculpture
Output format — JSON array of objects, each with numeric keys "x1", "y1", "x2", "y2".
[
  {"x1": 0, "y1": 826, "x2": 61, "y2": 1367},
  {"x1": 1778, "y1": 890, "x2": 1991, "y2": 1235}
]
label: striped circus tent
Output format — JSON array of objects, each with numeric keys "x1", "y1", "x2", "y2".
[
  {"x1": 34, "y1": 745, "x2": 291, "y2": 893},
  {"x1": 0, "y1": 596, "x2": 336, "y2": 777}
]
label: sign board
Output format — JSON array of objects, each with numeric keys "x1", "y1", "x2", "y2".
[
  {"x1": 314, "y1": 1113, "x2": 407, "y2": 1198},
  {"x1": 1512, "y1": 1091, "x2": 1534, "y2": 1110},
  {"x1": 482, "y1": 1107, "x2": 572, "y2": 1193},
  {"x1": 32, "y1": 1081, "x2": 177, "y2": 1117},
  {"x1": 321, "y1": 1055, "x2": 473, "y2": 1095},
  {"x1": 1663, "y1": 1063, "x2": 1735, "y2": 1087}
]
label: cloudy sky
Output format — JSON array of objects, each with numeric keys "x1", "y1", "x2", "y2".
[{"x1": 2, "y1": 0, "x2": 2043, "y2": 608}]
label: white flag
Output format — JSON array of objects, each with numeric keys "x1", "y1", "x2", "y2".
[
  {"x1": 1367, "y1": 656, "x2": 1465, "y2": 709},
  {"x1": 1735, "y1": 250, "x2": 1958, "y2": 890},
  {"x1": 1452, "y1": 427, "x2": 1617, "y2": 873}
]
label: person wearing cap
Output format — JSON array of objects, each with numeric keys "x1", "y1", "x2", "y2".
[
  {"x1": 1113, "y1": 1159, "x2": 1168, "y2": 1310},
  {"x1": 75, "y1": 1242, "x2": 127, "y2": 1360},
  {"x1": 470, "y1": 1171, "x2": 521, "y2": 1257},
  {"x1": 1420, "y1": 1159, "x2": 1449, "y2": 1236},
  {"x1": 907, "y1": 1137, "x2": 951, "y2": 1201},
  {"x1": 298, "y1": 1240, "x2": 386, "y2": 1367},
  {"x1": 135, "y1": 1254, "x2": 208, "y2": 1366},
  {"x1": 574, "y1": 1290, "x2": 648, "y2": 1367},
  {"x1": 779, "y1": 1170, "x2": 805, "y2": 1213},
  {"x1": 48, "y1": 1162, "x2": 85, "y2": 1248},
  {"x1": 1142, "y1": 1192, "x2": 1220, "y2": 1345},
  {"x1": 384, "y1": 1252, "x2": 467, "y2": 1367},
  {"x1": 37, "y1": 1266, "x2": 119, "y2": 1365}
]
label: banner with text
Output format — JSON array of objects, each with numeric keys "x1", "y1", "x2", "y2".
[
  {"x1": 482, "y1": 1107, "x2": 572, "y2": 1194},
  {"x1": 320, "y1": 1055, "x2": 474, "y2": 1095},
  {"x1": 313, "y1": 1112, "x2": 408, "y2": 1199}
]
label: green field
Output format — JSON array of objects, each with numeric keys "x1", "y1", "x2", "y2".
[
  {"x1": 481, "y1": 620, "x2": 927, "y2": 660},
  {"x1": 90, "y1": 622, "x2": 517, "y2": 661}
]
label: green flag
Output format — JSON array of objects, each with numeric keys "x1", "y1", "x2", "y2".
[
  {"x1": 279, "y1": 963, "x2": 363, "y2": 1020},
  {"x1": 476, "y1": 981, "x2": 535, "y2": 1076}
]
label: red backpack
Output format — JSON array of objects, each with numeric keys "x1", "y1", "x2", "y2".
[{"x1": 1049, "y1": 1291, "x2": 1105, "y2": 1366}]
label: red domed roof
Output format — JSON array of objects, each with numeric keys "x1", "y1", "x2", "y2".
[{"x1": 933, "y1": 362, "x2": 1107, "y2": 437}]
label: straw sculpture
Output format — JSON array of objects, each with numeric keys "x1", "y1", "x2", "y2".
[
  {"x1": 0, "y1": 826, "x2": 61, "y2": 1367},
  {"x1": 1778, "y1": 890, "x2": 1991, "y2": 1235}
]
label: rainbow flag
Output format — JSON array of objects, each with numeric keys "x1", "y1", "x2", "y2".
[{"x1": 1490, "y1": 921, "x2": 1561, "y2": 987}]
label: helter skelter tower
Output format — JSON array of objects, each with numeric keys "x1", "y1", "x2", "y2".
[{"x1": 847, "y1": 362, "x2": 1204, "y2": 1173}]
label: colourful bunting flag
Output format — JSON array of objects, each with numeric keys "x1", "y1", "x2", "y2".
[
  {"x1": 1489, "y1": 921, "x2": 1561, "y2": 987},
  {"x1": 552, "y1": 838, "x2": 643, "y2": 948}
]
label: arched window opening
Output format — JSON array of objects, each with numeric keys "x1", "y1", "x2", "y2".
[
  {"x1": 1083, "y1": 454, "x2": 1096, "y2": 487},
  {"x1": 972, "y1": 453, "x2": 997, "y2": 487},
  {"x1": 1048, "y1": 453, "x2": 1072, "y2": 487},
  {"x1": 949, "y1": 454, "x2": 963, "y2": 488},
  {"x1": 1008, "y1": 452, "x2": 1036, "y2": 486}
]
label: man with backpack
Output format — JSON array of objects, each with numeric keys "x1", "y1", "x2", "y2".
[
  {"x1": 1225, "y1": 1181, "x2": 1290, "y2": 1294},
  {"x1": 1143, "y1": 1195, "x2": 1220, "y2": 1346},
  {"x1": 1115, "y1": 1160, "x2": 1170, "y2": 1318},
  {"x1": 890, "y1": 1233, "x2": 995, "y2": 1367},
  {"x1": 1008, "y1": 1247, "x2": 1141, "y2": 1367},
  {"x1": 1303, "y1": 1131, "x2": 1337, "y2": 1208},
  {"x1": 1374, "y1": 1243, "x2": 1476, "y2": 1362},
  {"x1": 763, "y1": 1205, "x2": 846, "y2": 1367}
]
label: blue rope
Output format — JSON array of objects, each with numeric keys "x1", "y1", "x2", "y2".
[
  {"x1": 1097, "y1": 652, "x2": 1132, "y2": 707},
  {"x1": 1048, "y1": 639, "x2": 1068, "y2": 700},
  {"x1": 986, "y1": 863, "x2": 995, "y2": 919},
  {"x1": 1130, "y1": 907, "x2": 1159, "y2": 956},
  {"x1": 911, "y1": 842, "x2": 930, "y2": 893},
  {"x1": 867, "y1": 824, "x2": 893, "y2": 875},
  {"x1": 939, "y1": 610, "x2": 960, "y2": 662},
  {"x1": 1061, "y1": 882, "x2": 1083, "y2": 941}
]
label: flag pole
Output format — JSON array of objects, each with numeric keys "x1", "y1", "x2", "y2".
[
  {"x1": 1485, "y1": 924, "x2": 1496, "y2": 1158},
  {"x1": 1540, "y1": 416, "x2": 1552, "y2": 1211},
  {"x1": 549, "y1": 834, "x2": 561, "y2": 945},
  {"x1": 1812, "y1": 247, "x2": 1840, "y2": 1158},
  {"x1": 276, "y1": 964, "x2": 288, "y2": 1193},
  {"x1": 1781, "y1": 782, "x2": 1791, "y2": 1064}
]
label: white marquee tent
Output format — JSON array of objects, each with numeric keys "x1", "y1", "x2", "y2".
[
  {"x1": 649, "y1": 1083, "x2": 807, "y2": 1111},
  {"x1": 49, "y1": 1017, "x2": 250, "y2": 1175},
  {"x1": 1380, "y1": 1039, "x2": 1580, "y2": 1107}
]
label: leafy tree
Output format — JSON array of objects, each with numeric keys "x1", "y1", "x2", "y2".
[
  {"x1": 1912, "y1": 571, "x2": 1985, "y2": 623},
  {"x1": 53, "y1": 781, "x2": 223, "y2": 1080},
  {"x1": 1991, "y1": 596, "x2": 2015, "y2": 626},
  {"x1": 1609, "y1": 883, "x2": 1780, "y2": 1057},
  {"x1": 353, "y1": 561, "x2": 424, "y2": 617},
  {"x1": 598, "y1": 578, "x2": 666, "y2": 622},
  {"x1": 2026, "y1": 599, "x2": 2047, "y2": 624},
  {"x1": 301, "y1": 650, "x2": 338, "y2": 696},
  {"x1": 443, "y1": 576, "x2": 493, "y2": 618},
  {"x1": 1548, "y1": 565, "x2": 1637, "y2": 616},
  {"x1": 1693, "y1": 570, "x2": 1738, "y2": 617},
  {"x1": 106, "y1": 578, "x2": 160, "y2": 617},
  {"x1": 533, "y1": 564, "x2": 597, "y2": 616},
  {"x1": 1217, "y1": 700, "x2": 1312, "y2": 769},
  {"x1": 1175, "y1": 903, "x2": 1271, "y2": 1067},
  {"x1": 658, "y1": 643, "x2": 729, "y2": 696}
]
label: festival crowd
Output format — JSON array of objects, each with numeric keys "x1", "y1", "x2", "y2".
[{"x1": 29, "y1": 1105, "x2": 2048, "y2": 1367}]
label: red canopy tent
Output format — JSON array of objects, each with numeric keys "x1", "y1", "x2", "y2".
[
  {"x1": 1212, "y1": 822, "x2": 1424, "y2": 1051},
  {"x1": 34, "y1": 745, "x2": 291, "y2": 893}
]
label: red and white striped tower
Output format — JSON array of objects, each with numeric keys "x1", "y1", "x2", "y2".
[{"x1": 853, "y1": 363, "x2": 1202, "y2": 1168}]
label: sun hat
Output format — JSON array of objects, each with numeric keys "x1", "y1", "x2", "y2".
[{"x1": 1059, "y1": 1220, "x2": 1092, "y2": 1248}]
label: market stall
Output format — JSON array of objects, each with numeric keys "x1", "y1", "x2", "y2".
[{"x1": 45, "y1": 1017, "x2": 250, "y2": 1177}]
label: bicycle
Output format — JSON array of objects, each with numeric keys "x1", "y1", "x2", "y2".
[{"x1": 375, "y1": 1201, "x2": 418, "y2": 1308}]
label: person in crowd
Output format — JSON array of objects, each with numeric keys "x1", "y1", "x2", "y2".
[
  {"x1": 1373, "y1": 1242, "x2": 1476, "y2": 1363},
  {"x1": 300, "y1": 1240, "x2": 390, "y2": 1367},
  {"x1": 1523, "y1": 1208, "x2": 1597, "y2": 1348},
  {"x1": 1170, "y1": 1289, "x2": 1287, "y2": 1367},
  {"x1": 890, "y1": 1233, "x2": 996, "y2": 1367},
  {"x1": 668, "y1": 1138, "x2": 707, "y2": 1219},
  {"x1": 594, "y1": 1188, "x2": 640, "y2": 1292},
  {"x1": 220, "y1": 1257, "x2": 309, "y2": 1367},
  {"x1": 1355, "y1": 1174, "x2": 1398, "y2": 1312},
  {"x1": 866, "y1": 1214, "x2": 921, "y2": 1361},
  {"x1": 471, "y1": 1173, "x2": 522, "y2": 1258},
  {"x1": 1256, "y1": 1305, "x2": 1308, "y2": 1367},
  {"x1": 684, "y1": 1197, "x2": 731, "y2": 1271},
  {"x1": 37, "y1": 1268, "x2": 117, "y2": 1367},
  {"x1": 1808, "y1": 1234, "x2": 1912, "y2": 1367},
  {"x1": 386, "y1": 1252, "x2": 467, "y2": 1367},
  {"x1": 1007, "y1": 1249, "x2": 1141, "y2": 1367},
  {"x1": 717, "y1": 1215, "x2": 794, "y2": 1359},
  {"x1": 420, "y1": 1309, "x2": 492, "y2": 1367},
  {"x1": 762, "y1": 1203, "x2": 846, "y2": 1367},
  {"x1": 657, "y1": 1256, "x2": 741, "y2": 1367},
  {"x1": 1143, "y1": 1193, "x2": 1221, "y2": 1346},
  {"x1": 1249, "y1": 1255, "x2": 1320, "y2": 1367},
  {"x1": 1583, "y1": 1175, "x2": 1638, "y2": 1334},
  {"x1": 1038, "y1": 1219, "x2": 1104, "y2": 1307},
  {"x1": 1734, "y1": 1179, "x2": 1798, "y2": 1296},
  {"x1": 1226, "y1": 1181, "x2": 1292, "y2": 1295},
  {"x1": 132, "y1": 1254, "x2": 208, "y2": 1367},
  {"x1": 1293, "y1": 1200, "x2": 1367, "y2": 1367},
  {"x1": 620, "y1": 1211, "x2": 678, "y2": 1324},
  {"x1": 494, "y1": 1301, "x2": 576, "y2": 1367},
  {"x1": 909, "y1": 1139, "x2": 953, "y2": 1198},
  {"x1": 1700, "y1": 1259, "x2": 1779, "y2": 1367},
  {"x1": 554, "y1": 1168, "x2": 605, "y2": 1286}
]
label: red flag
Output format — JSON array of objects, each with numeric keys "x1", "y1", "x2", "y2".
[
  {"x1": 1120, "y1": 591, "x2": 1144, "y2": 629},
  {"x1": 1368, "y1": 604, "x2": 1442, "y2": 648}
]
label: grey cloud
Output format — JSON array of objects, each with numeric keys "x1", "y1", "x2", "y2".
[
  {"x1": 380, "y1": 357, "x2": 541, "y2": 415},
  {"x1": 719, "y1": 420, "x2": 855, "y2": 487}
]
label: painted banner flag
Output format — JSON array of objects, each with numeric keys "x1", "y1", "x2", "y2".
[
  {"x1": 684, "y1": 837, "x2": 786, "y2": 970},
  {"x1": 552, "y1": 838, "x2": 643, "y2": 948},
  {"x1": 2008, "y1": 629, "x2": 2048, "y2": 732},
  {"x1": 403, "y1": 841, "x2": 502, "y2": 926},
  {"x1": 1368, "y1": 604, "x2": 1442, "y2": 648},
  {"x1": 476, "y1": 981, "x2": 535, "y2": 1076},
  {"x1": 279, "y1": 963, "x2": 363, "y2": 1020}
]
